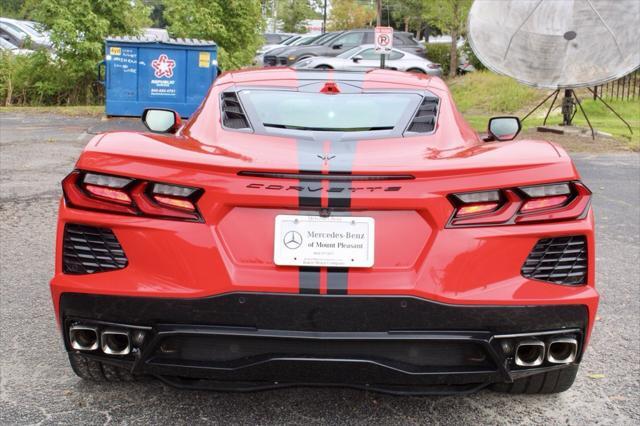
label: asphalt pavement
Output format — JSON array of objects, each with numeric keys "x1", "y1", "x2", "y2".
[{"x1": 1, "y1": 112, "x2": 638, "y2": 425}]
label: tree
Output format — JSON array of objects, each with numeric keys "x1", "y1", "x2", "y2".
[
  {"x1": 329, "y1": 0, "x2": 376, "y2": 31},
  {"x1": 163, "y1": 0, "x2": 263, "y2": 70},
  {"x1": 28, "y1": 0, "x2": 150, "y2": 103},
  {"x1": 423, "y1": 0, "x2": 472, "y2": 77},
  {"x1": 277, "y1": 0, "x2": 320, "y2": 33},
  {"x1": 388, "y1": 0, "x2": 428, "y2": 36}
]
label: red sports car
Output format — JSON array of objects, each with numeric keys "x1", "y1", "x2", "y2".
[{"x1": 51, "y1": 68, "x2": 598, "y2": 395}]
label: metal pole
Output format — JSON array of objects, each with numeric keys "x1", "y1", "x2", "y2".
[
  {"x1": 322, "y1": 0, "x2": 327, "y2": 33},
  {"x1": 377, "y1": 0, "x2": 385, "y2": 69}
]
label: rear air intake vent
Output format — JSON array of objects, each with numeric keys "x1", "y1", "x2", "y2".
[
  {"x1": 221, "y1": 92, "x2": 250, "y2": 130},
  {"x1": 406, "y1": 96, "x2": 439, "y2": 134},
  {"x1": 63, "y1": 224, "x2": 128, "y2": 274},
  {"x1": 521, "y1": 236, "x2": 587, "y2": 285}
]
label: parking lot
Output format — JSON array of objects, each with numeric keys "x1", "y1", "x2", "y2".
[{"x1": 0, "y1": 112, "x2": 638, "y2": 425}]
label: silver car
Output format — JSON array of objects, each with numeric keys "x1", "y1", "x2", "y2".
[{"x1": 294, "y1": 44, "x2": 443, "y2": 76}]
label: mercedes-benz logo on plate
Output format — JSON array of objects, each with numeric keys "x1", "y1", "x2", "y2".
[{"x1": 283, "y1": 230, "x2": 303, "y2": 250}]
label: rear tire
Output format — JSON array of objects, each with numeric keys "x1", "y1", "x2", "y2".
[
  {"x1": 315, "y1": 65, "x2": 333, "y2": 70},
  {"x1": 490, "y1": 365, "x2": 578, "y2": 394},
  {"x1": 68, "y1": 353, "x2": 139, "y2": 382}
]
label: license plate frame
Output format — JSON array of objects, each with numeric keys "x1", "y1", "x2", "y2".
[{"x1": 273, "y1": 214, "x2": 375, "y2": 268}]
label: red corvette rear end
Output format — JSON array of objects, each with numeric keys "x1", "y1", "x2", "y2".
[{"x1": 51, "y1": 69, "x2": 598, "y2": 394}]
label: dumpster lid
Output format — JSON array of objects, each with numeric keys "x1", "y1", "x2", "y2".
[{"x1": 105, "y1": 35, "x2": 216, "y2": 47}]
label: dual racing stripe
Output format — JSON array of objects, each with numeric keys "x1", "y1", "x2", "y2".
[
  {"x1": 295, "y1": 71, "x2": 364, "y2": 295},
  {"x1": 295, "y1": 137, "x2": 358, "y2": 295}
]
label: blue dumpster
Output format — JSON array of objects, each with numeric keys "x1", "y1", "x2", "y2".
[{"x1": 103, "y1": 36, "x2": 218, "y2": 118}]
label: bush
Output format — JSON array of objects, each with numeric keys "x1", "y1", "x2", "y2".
[
  {"x1": 460, "y1": 40, "x2": 486, "y2": 71},
  {"x1": 425, "y1": 43, "x2": 450, "y2": 76}
]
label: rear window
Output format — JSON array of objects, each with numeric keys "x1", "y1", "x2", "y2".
[{"x1": 239, "y1": 90, "x2": 421, "y2": 132}]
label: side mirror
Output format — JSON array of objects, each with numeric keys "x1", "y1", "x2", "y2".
[
  {"x1": 332, "y1": 43, "x2": 343, "y2": 50},
  {"x1": 142, "y1": 108, "x2": 182, "y2": 133},
  {"x1": 352, "y1": 55, "x2": 363, "y2": 63},
  {"x1": 486, "y1": 116, "x2": 521, "y2": 141}
]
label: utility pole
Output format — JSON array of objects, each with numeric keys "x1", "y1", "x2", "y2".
[
  {"x1": 323, "y1": 0, "x2": 327, "y2": 33},
  {"x1": 377, "y1": 0, "x2": 386, "y2": 69}
]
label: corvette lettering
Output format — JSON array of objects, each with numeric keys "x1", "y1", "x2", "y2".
[{"x1": 246, "y1": 183, "x2": 401, "y2": 192}]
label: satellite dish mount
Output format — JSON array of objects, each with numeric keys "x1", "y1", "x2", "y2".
[{"x1": 521, "y1": 87, "x2": 634, "y2": 139}]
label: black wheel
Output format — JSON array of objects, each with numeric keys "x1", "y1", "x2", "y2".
[
  {"x1": 490, "y1": 365, "x2": 578, "y2": 394},
  {"x1": 407, "y1": 68, "x2": 427, "y2": 74},
  {"x1": 315, "y1": 65, "x2": 333, "y2": 70},
  {"x1": 68, "y1": 353, "x2": 140, "y2": 382}
]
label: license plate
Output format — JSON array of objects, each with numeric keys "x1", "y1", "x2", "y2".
[{"x1": 274, "y1": 215, "x2": 374, "y2": 268}]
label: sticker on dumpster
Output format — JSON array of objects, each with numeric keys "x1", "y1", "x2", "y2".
[
  {"x1": 198, "y1": 52, "x2": 210, "y2": 68},
  {"x1": 111, "y1": 48, "x2": 137, "y2": 74},
  {"x1": 110, "y1": 47, "x2": 121, "y2": 55},
  {"x1": 151, "y1": 54, "x2": 176, "y2": 78}
]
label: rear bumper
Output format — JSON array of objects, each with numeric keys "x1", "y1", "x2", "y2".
[{"x1": 60, "y1": 292, "x2": 588, "y2": 394}]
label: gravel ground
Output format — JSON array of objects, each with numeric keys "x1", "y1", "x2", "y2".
[{"x1": 1, "y1": 112, "x2": 638, "y2": 425}]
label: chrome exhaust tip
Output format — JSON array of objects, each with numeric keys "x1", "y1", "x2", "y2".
[
  {"x1": 514, "y1": 339, "x2": 545, "y2": 367},
  {"x1": 547, "y1": 337, "x2": 578, "y2": 364},
  {"x1": 101, "y1": 329, "x2": 131, "y2": 355},
  {"x1": 69, "y1": 325, "x2": 99, "y2": 351}
]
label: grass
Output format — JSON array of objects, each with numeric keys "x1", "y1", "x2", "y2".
[
  {"x1": 450, "y1": 71, "x2": 640, "y2": 150},
  {"x1": 0, "y1": 105, "x2": 104, "y2": 117}
]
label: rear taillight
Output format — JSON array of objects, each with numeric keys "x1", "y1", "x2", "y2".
[
  {"x1": 448, "y1": 181, "x2": 591, "y2": 227},
  {"x1": 62, "y1": 171, "x2": 203, "y2": 221},
  {"x1": 427, "y1": 63, "x2": 441, "y2": 69}
]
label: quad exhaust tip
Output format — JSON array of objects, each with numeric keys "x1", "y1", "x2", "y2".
[
  {"x1": 514, "y1": 339, "x2": 545, "y2": 367},
  {"x1": 100, "y1": 329, "x2": 131, "y2": 355},
  {"x1": 547, "y1": 337, "x2": 578, "y2": 364},
  {"x1": 69, "y1": 325, "x2": 99, "y2": 351}
]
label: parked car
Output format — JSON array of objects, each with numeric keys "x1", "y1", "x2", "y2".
[
  {"x1": 295, "y1": 44, "x2": 443, "y2": 76},
  {"x1": 274, "y1": 29, "x2": 425, "y2": 66},
  {"x1": 53, "y1": 68, "x2": 597, "y2": 395},
  {"x1": 263, "y1": 32, "x2": 295, "y2": 45},
  {"x1": 0, "y1": 17, "x2": 51, "y2": 49},
  {"x1": 0, "y1": 36, "x2": 33, "y2": 55},
  {"x1": 255, "y1": 33, "x2": 319, "y2": 66},
  {"x1": 264, "y1": 31, "x2": 344, "y2": 66}
]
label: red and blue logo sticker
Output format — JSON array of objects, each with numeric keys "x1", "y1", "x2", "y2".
[{"x1": 151, "y1": 54, "x2": 176, "y2": 78}]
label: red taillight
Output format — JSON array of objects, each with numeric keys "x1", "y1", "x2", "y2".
[
  {"x1": 153, "y1": 195, "x2": 195, "y2": 211},
  {"x1": 84, "y1": 184, "x2": 132, "y2": 204},
  {"x1": 62, "y1": 171, "x2": 203, "y2": 221},
  {"x1": 448, "y1": 182, "x2": 591, "y2": 227},
  {"x1": 457, "y1": 202, "x2": 499, "y2": 216},
  {"x1": 520, "y1": 195, "x2": 568, "y2": 212}
]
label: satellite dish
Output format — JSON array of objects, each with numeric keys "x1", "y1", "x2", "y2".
[{"x1": 468, "y1": 0, "x2": 640, "y2": 89}]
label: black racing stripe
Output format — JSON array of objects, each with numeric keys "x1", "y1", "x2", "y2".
[
  {"x1": 297, "y1": 137, "x2": 322, "y2": 293},
  {"x1": 327, "y1": 139, "x2": 358, "y2": 294},
  {"x1": 299, "y1": 266, "x2": 321, "y2": 294},
  {"x1": 327, "y1": 267, "x2": 348, "y2": 295}
]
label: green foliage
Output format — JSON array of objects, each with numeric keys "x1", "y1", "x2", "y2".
[
  {"x1": 425, "y1": 43, "x2": 451, "y2": 76},
  {"x1": 277, "y1": 0, "x2": 320, "y2": 33},
  {"x1": 422, "y1": 0, "x2": 472, "y2": 77},
  {"x1": 0, "y1": 0, "x2": 25, "y2": 18},
  {"x1": 449, "y1": 71, "x2": 540, "y2": 114},
  {"x1": 163, "y1": 0, "x2": 263, "y2": 71},
  {"x1": 329, "y1": 0, "x2": 376, "y2": 31},
  {"x1": 0, "y1": 51, "x2": 68, "y2": 105},
  {"x1": 461, "y1": 40, "x2": 486, "y2": 71},
  {"x1": 6, "y1": 0, "x2": 150, "y2": 104},
  {"x1": 388, "y1": 0, "x2": 427, "y2": 35}
]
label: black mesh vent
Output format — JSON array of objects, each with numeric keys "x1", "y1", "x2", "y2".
[
  {"x1": 406, "y1": 96, "x2": 439, "y2": 133},
  {"x1": 263, "y1": 55, "x2": 277, "y2": 66},
  {"x1": 63, "y1": 224, "x2": 128, "y2": 274},
  {"x1": 521, "y1": 236, "x2": 587, "y2": 285},
  {"x1": 221, "y1": 92, "x2": 250, "y2": 130}
]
